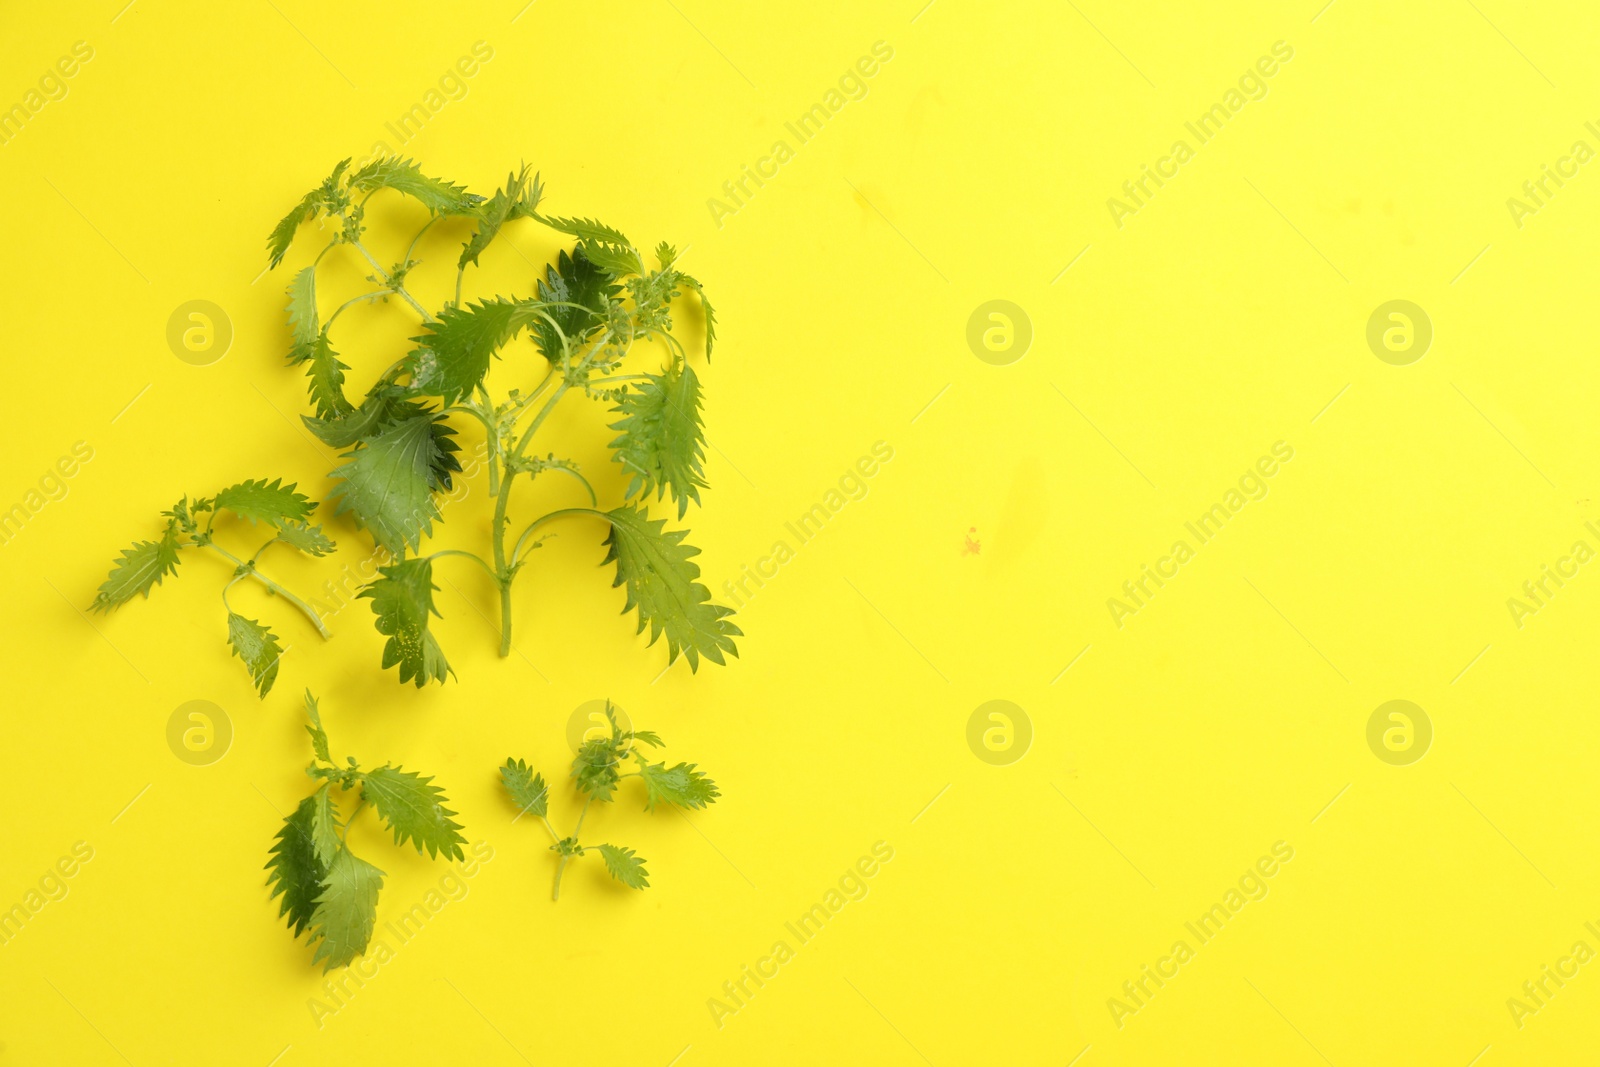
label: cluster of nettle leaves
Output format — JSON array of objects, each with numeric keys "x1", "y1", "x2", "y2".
[
  {"x1": 92, "y1": 156, "x2": 738, "y2": 696},
  {"x1": 269, "y1": 693, "x2": 716, "y2": 969}
]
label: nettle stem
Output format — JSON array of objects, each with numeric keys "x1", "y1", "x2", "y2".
[
  {"x1": 551, "y1": 795, "x2": 594, "y2": 902},
  {"x1": 200, "y1": 542, "x2": 331, "y2": 638}
]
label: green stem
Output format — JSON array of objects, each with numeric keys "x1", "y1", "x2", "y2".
[
  {"x1": 511, "y1": 506, "x2": 604, "y2": 567},
  {"x1": 200, "y1": 542, "x2": 331, "y2": 638},
  {"x1": 489, "y1": 381, "x2": 572, "y2": 656},
  {"x1": 552, "y1": 795, "x2": 594, "y2": 902},
  {"x1": 350, "y1": 238, "x2": 434, "y2": 323},
  {"x1": 427, "y1": 549, "x2": 498, "y2": 581}
]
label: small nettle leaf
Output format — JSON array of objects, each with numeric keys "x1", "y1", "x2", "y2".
[
  {"x1": 601, "y1": 505, "x2": 741, "y2": 671},
  {"x1": 411, "y1": 298, "x2": 538, "y2": 405},
  {"x1": 327, "y1": 415, "x2": 444, "y2": 555},
  {"x1": 91, "y1": 523, "x2": 182, "y2": 611},
  {"x1": 285, "y1": 266, "x2": 319, "y2": 361},
  {"x1": 303, "y1": 332, "x2": 352, "y2": 420},
  {"x1": 310, "y1": 784, "x2": 341, "y2": 866},
  {"x1": 303, "y1": 385, "x2": 409, "y2": 449},
  {"x1": 460, "y1": 165, "x2": 541, "y2": 269},
  {"x1": 571, "y1": 737, "x2": 622, "y2": 802},
  {"x1": 228, "y1": 613, "x2": 284, "y2": 698},
  {"x1": 679, "y1": 273, "x2": 716, "y2": 358},
  {"x1": 213, "y1": 479, "x2": 316, "y2": 528},
  {"x1": 303, "y1": 689, "x2": 332, "y2": 763},
  {"x1": 537, "y1": 214, "x2": 633, "y2": 248},
  {"x1": 266, "y1": 796, "x2": 327, "y2": 937},
  {"x1": 361, "y1": 765, "x2": 467, "y2": 860},
  {"x1": 275, "y1": 521, "x2": 336, "y2": 557},
  {"x1": 308, "y1": 849, "x2": 384, "y2": 972},
  {"x1": 577, "y1": 240, "x2": 643, "y2": 278},
  {"x1": 347, "y1": 157, "x2": 480, "y2": 216},
  {"x1": 500, "y1": 758, "x2": 548, "y2": 818},
  {"x1": 532, "y1": 248, "x2": 618, "y2": 364},
  {"x1": 361, "y1": 558, "x2": 452, "y2": 687},
  {"x1": 608, "y1": 359, "x2": 707, "y2": 518},
  {"x1": 267, "y1": 190, "x2": 325, "y2": 269},
  {"x1": 597, "y1": 844, "x2": 649, "y2": 890},
  {"x1": 637, "y1": 759, "x2": 719, "y2": 812}
]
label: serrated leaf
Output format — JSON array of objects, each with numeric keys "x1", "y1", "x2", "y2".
[
  {"x1": 328, "y1": 415, "x2": 443, "y2": 555},
  {"x1": 267, "y1": 190, "x2": 324, "y2": 269},
  {"x1": 91, "y1": 523, "x2": 182, "y2": 611},
  {"x1": 304, "y1": 384, "x2": 407, "y2": 448},
  {"x1": 347, "y1": 157, "x2": 480, "y2": 216},
  {"x1": 410, "y1": 298, "x2": 537, "y2": 405},
  {"x1": 266, "y1": 796, "x2": 327, "y2": 937},
  {"x1": 303, "y1": 689, "x2": 331, "y2": 763},
  {"x1": 228, "y1": 613, "x2": 284, "y2": 697},
  {"x1": 571, "y1": 735, "x2": 622, "y2": 801},
  {"x1": 597, "y1": 844, "x2": 649, "y2": 889},
  {"x1": 500, "y1": 758, "x2": 548, "y2": 818},
  {"x1": 637, "y1": 759, "x2": 720, "y2": 812},
  {"x1": 532, "y1": 248, "x2": 618, "y2": 364},
  {"x1": 680, "y1": 273, "x2": 716, "y2": 358},
  {"x1": 310, "y1": 784, "x2": 341, "y2": 866},
  {"x1": 304, "y1": 333, "x2": 352, "y2": 419},
  {"x1": 213, "y1": 478, "x2": 316, "y2": 527},
  {"x1": 538, "y1": 214, "x2": 634, "y2": 248},
  {"x1": 459, "y1": 166, "x2": 541, "y2": 269},
  {"x1": 600, "y1": 505, "x2": 741, "y2": 671},
  {"x1": 361, "y1": 765, "x2": 467, "y2": 860},
  {"x1": 655, "y1": 241, "x2": 677, "y2": 270},
  {"x1": 360, "y1": 558, "x2": 451, "y2": 687},
  {"x1": 285, "y1": 266, "x2": 319, "y2": 357},
  {"x1": 577, "y1": 240, "x2": 642, "y2": 278},
  {"x1": 275, "y1": 521, "x2": 336, "y2": 557},
  {"x1": 608, "y1": 359, "x2": 707, "y2": 518},
  {"x1": 626, "y1": 729, "x2": 663, "y2": 748},
  {"x1": 308, "y1": 849, "x2": 384, "y2": 972}
]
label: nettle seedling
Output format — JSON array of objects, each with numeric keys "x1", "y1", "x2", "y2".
[
  {"x1": 267, "y1": 691, "x2": 467, "y2": 971},
  {"x1": 91, "y1": 480, "x2": 333, "y2": 696},
  {"x1": 267, "y1": 157, "x2": 739, "y2": 685},
  {"x1": 500, "y1": 702, "x2": 717, "y2": 900}
]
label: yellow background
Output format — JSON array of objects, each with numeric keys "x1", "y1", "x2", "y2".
[{"x1": 3, "y1": 0, "x2": 1599, "y2": 1063}]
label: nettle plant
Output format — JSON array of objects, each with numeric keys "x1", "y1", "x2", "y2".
[
  {"x1": 267, "y1": 691, "x2": 467, "y2": 970},
  {"x1": 92, "y1": 479, "x2": 334, "y2": 696},
  {"x1": 267, "y1": 157, "x2": 739, "y2": 685},
  {"x1": 500, "y1": 702, "x2": 717, "y2": 900}
]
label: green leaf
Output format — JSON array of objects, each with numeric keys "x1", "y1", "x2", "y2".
[
  {"x1": 328, "y1": 414, "x2": 443, "y2": 555},
  {"x1": 637, "y1": 759, "x2": 720, "y2": 811},
  {"x1": 308, "y1": 849, "x2": 384, "y2": 972},
  {"x1": 347, "y1": 157, "x2": 480, "y2": 216},
  {"x1": 532, "y1": 248, "x2": 618, "y2": 364},
  {"x1": 571, "y1": 735, "x2": 622, "y2": 801},
  {"x1": 600, "y1": 505, "x2": 741, "y2": 671},
  {"x1": 266, "y1": 796, "x2": 327, "y2": 937},
  {"x1": 361, "y1": 765, "x2": 467, "y2": 860},
  {"x1": 360, "y1": 558, "x2": 452, "y2": 687},
  {"x1": 304, "y1": 384, "x2": 408, "y2": 448},
  {"x1": 303, "y1": 689, "x2": 332, "y2": 763},
  {"x1": 303, "y1": 333, "x2": 352, "y2": 420},
  {"x1": 274, "y1": 521, "x2": 336, "y2": 557},
  {"x1": 608, "y1": 359, "x2": 707, "y2": 518},
  {"x1": 91, "y1": 522, "x2": 182, "y2": 611},
  {"x1": 285, "y1": 266, "x2": 319, "y2": 359},
  {"x1": 410, "y1": 298, "x2": 538, "y2": 405},
  {"x1": 267, "y1": 190, "x2": 324, "y2": 269},
  {"x1": 213, "y1": 479, "x2": 316, "y2": 527},
  {"x1": 459, "y1": 166, "x2": 541, "y2": 269},
  {"x1": 537, "y1": 214, "x2": 634, "y2": 248},
  {"x1": 577, "y1": 241, "x2": 643, "y2": 278},
  {"x1": 597, "y1": 844, "x2": 649, "y2": 890},
  {"x1": 228, "y1": 613, "x2": 284, "y2": 697},
  {"x1": 680, "y1": 273, "x2": 717, "y2": 358},
  {"x1": 500, "y1": 758, "x2": 548, "y2": 818},
  {"x1": 310, "y1": 784, "x2": 341, "y2": 866}
]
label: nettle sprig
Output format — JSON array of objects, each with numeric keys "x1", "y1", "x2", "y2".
[
  {"x1": 91, "y1": 479, "x2": 333, "y2": 696},
  {"x1": 500, "y1": 702, "x2": 717, "y2": 900},
  {"x1": 268, "y1": 157, "x2": 739, "y2": 686},
  {"x1": 267, "y1": 691, "x2": 467, "y2": 971}
]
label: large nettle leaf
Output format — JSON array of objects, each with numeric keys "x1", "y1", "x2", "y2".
[
  {"x1": 360, "y1": 558, "x2": 452, "y2": 687},
  {"x1": 608, "y1": 359, "x2": 707, "y2": 518},
  {"x1": 266, "y1": 796, "x2": 327, "y2": 938},
  {"x1": 532, "y1": 247, "x2": 618, "y2": 363},
  {"x1": 600, "y1": 505, "x2": 740, "y2": 670},
  {"x1": 327, "y1": 414, "x2": 445, "y2": 555},
  {"x1": 361, "y1": 766, "x2": 467, "y2": 860},
  {"x1": 308, "y1": 849, "x2": 385, "y2": 972},
  {"x1": 409, "y1": 298, "x2": 542, "y2": 405}
]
